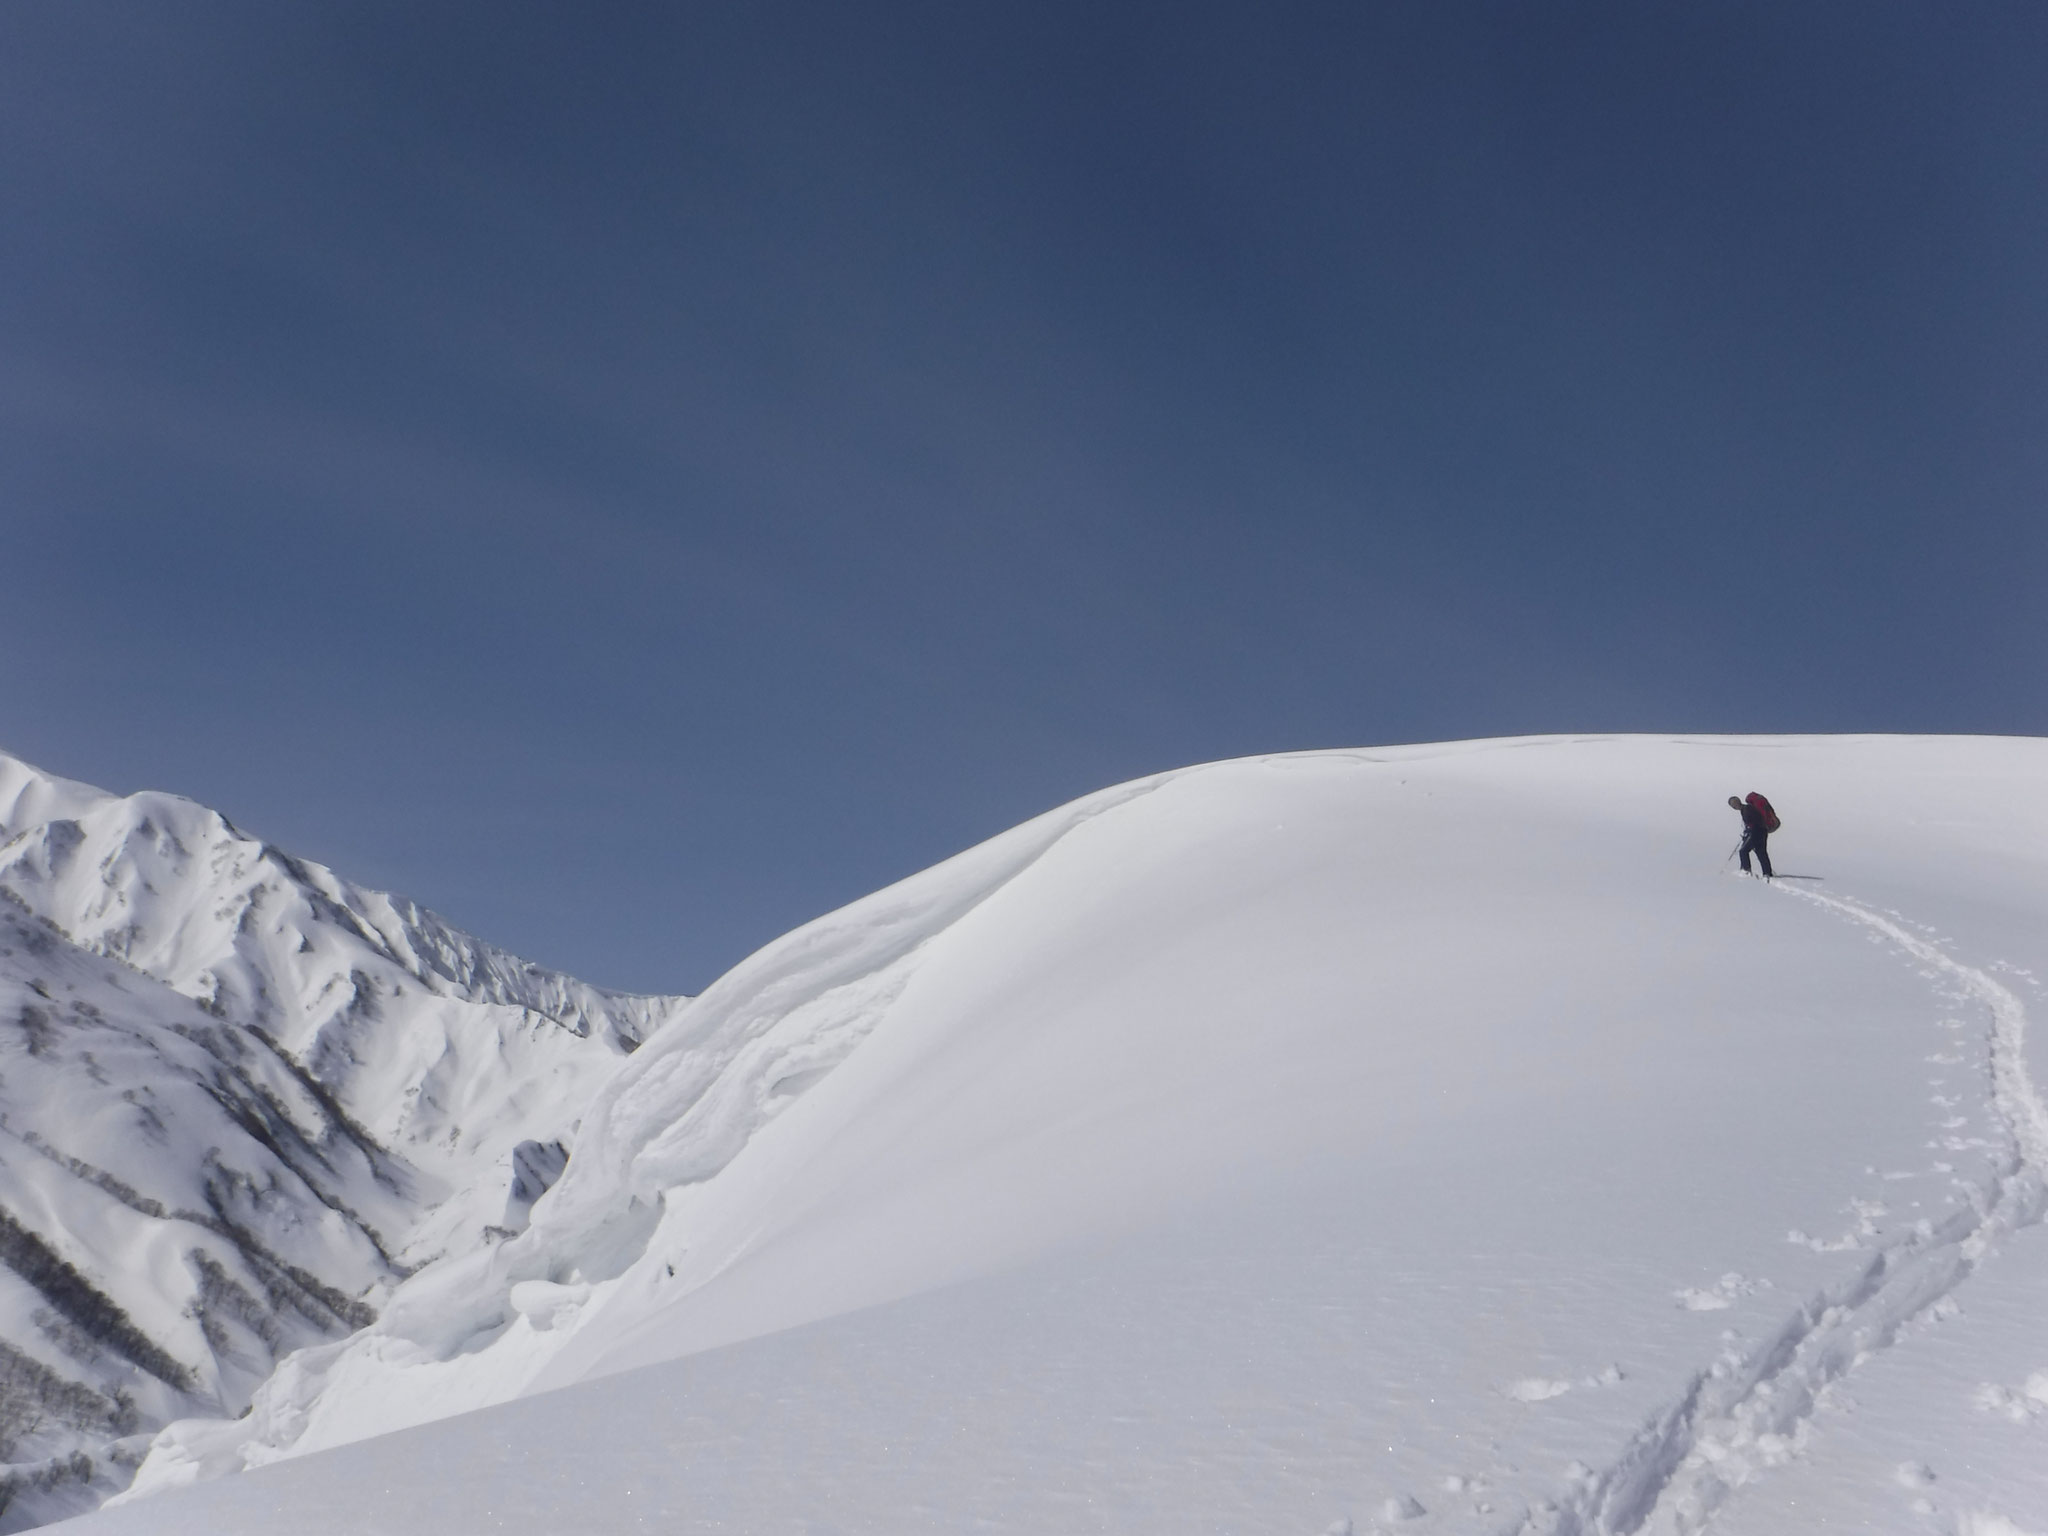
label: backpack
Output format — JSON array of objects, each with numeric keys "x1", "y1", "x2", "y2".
[{"x1": 1745, "y1": 792, "x2": 1781, "y2": 833}]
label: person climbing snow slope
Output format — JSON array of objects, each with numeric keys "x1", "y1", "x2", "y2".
[{"x1": 1729, "y1": 791, "x2": 1777, "y2": 878}]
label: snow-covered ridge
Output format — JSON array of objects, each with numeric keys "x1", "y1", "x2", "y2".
[
  {"x1": 0, "y1": 754, "x2": 687, "y2": 1197},
  {"x1": 0, "y1": 751, "x2": 688, "y2": 1528},
  {"x1": 0, "y1": 754, "x2": 671, "y2": 1057},
  {"x1": 0, "y1": 906, "x2": 412, "y2": 1523},
  {"x1": 122, "y1": 766, "x2": 1175, "y2": 1477},
  {"x1": 30, "y1": 733, "x2": 2048, "y2": 1536},
  {"x1": 91, "y1": 733, "x2": 2048, "y2": 1536}
]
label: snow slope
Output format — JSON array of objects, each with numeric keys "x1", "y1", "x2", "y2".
[
  {"x1": 56, "y1": 736, "x2": 2048, "y2": 1534},
  {"x1": 0, "y1": 753, "x2": 686, "y2": 1527}
]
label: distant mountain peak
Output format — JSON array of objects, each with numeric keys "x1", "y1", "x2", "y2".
[{"x1": 0, "y1": 749, "x2": 689, "y2": 1527}]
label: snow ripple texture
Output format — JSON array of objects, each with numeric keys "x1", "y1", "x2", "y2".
[{"x1": 1532, "y1": 887, "x2": 2048, "y2": 1536}]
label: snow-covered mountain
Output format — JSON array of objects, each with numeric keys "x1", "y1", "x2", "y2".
[
  {"x1": 0, "y1": 753, "x2": 686, "y2": 1528},
  {"x1": 55, "y1": 733, "x2": 2048, "y2": 1536}
]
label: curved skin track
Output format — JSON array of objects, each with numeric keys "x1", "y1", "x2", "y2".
[{"x1": 1528, "y1": 887, "x2": 2048, "y2": 1536}]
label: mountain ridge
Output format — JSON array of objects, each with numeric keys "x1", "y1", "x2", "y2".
[
  {"x1": 91, "y1": 733, "x2": 2048, "y2": 1536},
  {"x1": 0, "y1": 750, "x2": 688, "y2": 1528}
]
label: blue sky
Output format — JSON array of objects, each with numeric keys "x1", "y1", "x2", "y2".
[{"x1": 4, "y1": 3, "x2": 2044, "y2": 991}]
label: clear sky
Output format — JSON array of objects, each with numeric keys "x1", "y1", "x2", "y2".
[{"x1": 4, "y1": 3, "x2": 2044, "y2": 993}]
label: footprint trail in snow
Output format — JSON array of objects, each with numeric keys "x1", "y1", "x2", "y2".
[{"x1": 1526, "y1": 886, "x2": 2048, "y2": 1536}]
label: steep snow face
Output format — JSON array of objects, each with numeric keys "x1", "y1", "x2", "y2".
[
  {"x1": 0, "y1": 754, "x2": 688, "y2": 1257},
  {"x1": 99, "y1": 735, "x2": 2048, "y2": 1536},
  {"x1": 0, "y1": 756, "x2": 677, "y2": 1152},
  {"x1": 0, "y1": 753, "x2": 687, "y2": 1528},
  {"x1": 0, "y1": 907, "x2": 410, "y2": 1526}
]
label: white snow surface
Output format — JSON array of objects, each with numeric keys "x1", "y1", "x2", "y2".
[
  {"x1": 46, "y1": 734, "x2": 2048, "y2": 1534},
  {"x1": 0, "y1": 752, "x2": 685, "y2": 1527},
  {"x1": 0, "y1": 754, "x2": 688, "y2": 1263}
]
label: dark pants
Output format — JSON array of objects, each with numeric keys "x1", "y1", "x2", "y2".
[{"x1": 1739, "y1": 828, "x2": 1772, "y2": 877}]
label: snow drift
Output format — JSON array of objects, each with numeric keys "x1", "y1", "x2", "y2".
[{"x1": 69, "y1": 733, "x2": 2048, "y2": 1536}]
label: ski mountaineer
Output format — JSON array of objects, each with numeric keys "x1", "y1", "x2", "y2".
[{"x1": 1729, "y1": 793, "x2": 1775, "y2": 879}]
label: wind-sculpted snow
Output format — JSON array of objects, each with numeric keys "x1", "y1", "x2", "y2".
[
  {"x1": 53, "y1": 736, "x2": 2048, "y2": 1536},
  {"x1": 118, "y1": 771, "x2": 1175, "y2": 1483},
  {"x1": 0, "y1": 752, "x2": 687, "y2": 1528}
]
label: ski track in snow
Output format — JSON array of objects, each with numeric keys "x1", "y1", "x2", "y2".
[{"x1": 1519, "y1": 886, "x2": 2048, "y2": 1536}]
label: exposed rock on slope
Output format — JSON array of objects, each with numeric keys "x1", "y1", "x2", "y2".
[{"x1": 0, "y1": 753, "x2": 686, "y2": 1528}]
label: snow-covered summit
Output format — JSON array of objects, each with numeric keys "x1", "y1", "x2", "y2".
[
  {"x1": 86, "y1": 734, "x2": 2048, "y2": 1536},
  {"x1": 0, "y1": 751, "x2": 687, "y2": 1528},
  {"x1": 0, "y1": 753, "x2": 673, "y2": 1108},
  {"x1": 0, "y1": 754, "x2": 687, "y2": 1212}
]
